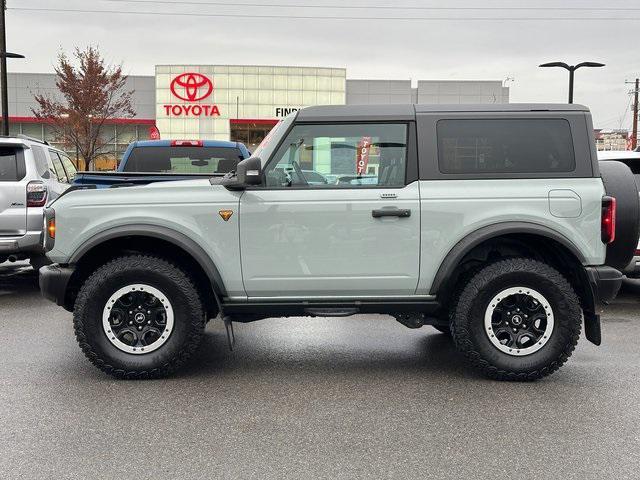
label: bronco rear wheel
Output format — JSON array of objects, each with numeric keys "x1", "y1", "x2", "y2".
[
  {"x1": 73, "y1": 255, "x2": 205, "y2": 379},
  {"x1": 451, "y1": 257, "x2": 581, "y2": 381}
]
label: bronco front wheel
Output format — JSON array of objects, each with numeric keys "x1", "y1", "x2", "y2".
[{"x1": 73, "y1": 255, "x2": 205, "y2": 379}]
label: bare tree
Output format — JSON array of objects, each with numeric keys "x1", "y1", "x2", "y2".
[{"x1": 32, "y1": 46, "x2": 135, "y2": 171}]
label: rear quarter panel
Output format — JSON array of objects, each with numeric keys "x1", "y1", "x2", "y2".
[{"x1": 417, "y1": 178, "x2": 606, "y2": 294}]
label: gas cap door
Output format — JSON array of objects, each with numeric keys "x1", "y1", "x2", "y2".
[{"x1": 548, "y1": 189, "x2": 582, "y2": 218}]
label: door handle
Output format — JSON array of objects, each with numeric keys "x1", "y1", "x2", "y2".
[{"x1": 372, "y1": 208, "x2": 411, "y2": 218}]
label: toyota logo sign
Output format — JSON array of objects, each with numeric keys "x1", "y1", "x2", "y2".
[
  {"x1": 170, "y1": 73, "x2": 213, "y2": 102},
  {"x1": 163, "y1": 72, "x2": 221, "y2": 117}
]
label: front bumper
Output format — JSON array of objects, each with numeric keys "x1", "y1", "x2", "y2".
[{"x1": 39, "y1": 263, "x2": 74, "y2": 308}]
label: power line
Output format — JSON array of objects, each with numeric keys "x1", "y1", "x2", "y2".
[
  {"x1": 8, "y1": 7, "x2": 640, "y2": 21},
  {"x1": 97, "y1": 0, "x2": 640, "y2": 11},
  {"x1": 616, "y1": 94, "x2": 633, "y2": 130}
]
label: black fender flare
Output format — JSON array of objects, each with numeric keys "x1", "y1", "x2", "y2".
[
  {"x1": 429, "y1": 221, "x2": 587, "y2": 295},
  {"x1": 69, "y1": 224, "x2": 227, "y2": 300}
]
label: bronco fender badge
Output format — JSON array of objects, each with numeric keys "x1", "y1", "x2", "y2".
[{"x1": 218, "y1": 209, "x2": 233, "y2": 221}]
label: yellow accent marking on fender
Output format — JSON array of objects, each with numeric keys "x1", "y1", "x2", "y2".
[{"x1": 219, "y1": 210, "x2": 233, "y2": 221}]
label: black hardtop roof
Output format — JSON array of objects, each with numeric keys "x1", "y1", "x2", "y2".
[{"x1": 296, "y1": 103, "x2": 589, "y2": 122}]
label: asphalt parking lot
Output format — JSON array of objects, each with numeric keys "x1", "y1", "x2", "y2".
[{"x1": 1, "y1": 262, "x2": 639, "y2": 480}]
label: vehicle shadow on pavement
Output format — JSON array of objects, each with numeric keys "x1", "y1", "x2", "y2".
[
  {"x1": 0, "y1": 262, "x2": 38, "y2": 296},
  {"x1": 179, "y1": 320, "x2": 477, "y2": 381}
]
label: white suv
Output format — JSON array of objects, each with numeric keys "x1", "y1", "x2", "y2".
[{"x1": 0, "y1": 135, "x2": 76, "y2": 268}]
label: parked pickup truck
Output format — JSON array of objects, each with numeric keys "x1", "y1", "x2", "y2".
[
  {"x1": 72, "y1": 139, "x2": 250, "y2": 187},
  {"x1": 39, "y1": 104, "x2": 639, "y2": 381}
]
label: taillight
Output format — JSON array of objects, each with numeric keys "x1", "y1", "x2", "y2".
[
  {"x1": 26, "y1": 181, "x2": 47, "y2": 207},
  {"x1": 601, "y1": 196, "x2": 616, "y2": 244},
  {"x1": 170, "y1": 140, "x2": 203, "y2": 147}
]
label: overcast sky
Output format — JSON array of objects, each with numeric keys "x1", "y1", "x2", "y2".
[{"x1": 6, "y1": 0, "x2": 640, "y2": 130}]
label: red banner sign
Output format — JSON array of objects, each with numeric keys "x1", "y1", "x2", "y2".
[
  {"x1": 149, "y1": 125, "x2": 160, "y2": 140},
  {"x1": 356, "y1": 136, "x2": 372, "y2": 175}
]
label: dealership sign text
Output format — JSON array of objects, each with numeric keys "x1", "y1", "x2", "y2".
[{"x1": 163, "y1": 104, "x2": 221, "y2": 116}]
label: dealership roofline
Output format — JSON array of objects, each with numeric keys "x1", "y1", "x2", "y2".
[{"x1": 155, "y1": 64, "x2": 347, "y2": 70}]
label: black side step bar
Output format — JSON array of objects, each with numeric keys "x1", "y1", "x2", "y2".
[
  {"x1": 304, "y1": 308, "x2": 359, "y2": 317},
  {"x1": 221, "y1": 299, "x2": 440, "y2": 319}
]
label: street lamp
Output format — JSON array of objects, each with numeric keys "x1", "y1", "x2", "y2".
[{"x1": 539, "y1": 61, "x2": 605, "y2": 104}]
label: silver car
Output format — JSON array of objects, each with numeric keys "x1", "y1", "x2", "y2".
[{"x1": 0, "y1": 135, "x2": 76, "y2": 269}]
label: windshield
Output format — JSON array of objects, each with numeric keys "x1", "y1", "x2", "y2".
[{"x1": 122, "y1": 146, "x2": 245, "y2": 174}]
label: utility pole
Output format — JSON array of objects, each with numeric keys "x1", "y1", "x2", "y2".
[
  {"x1": 0, "y1": 0, "x2": 24, "y2": 136},
  {"x1": 0, "y1": 0, "x2": 9, "y2": 136},
  {"x1": 626, "y1": 78, "x2": 639, "y2": 150}
]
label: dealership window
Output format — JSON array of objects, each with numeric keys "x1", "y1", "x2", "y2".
[
  {"x1": 437, "y1": 119, "x2": 575, "y2": 174},
  {"x1": 230, "y1": 122, "x2": 277, "y2": 152},
  {"x1": 264, "y1": 123, "x2": 408, "y2": 188}
]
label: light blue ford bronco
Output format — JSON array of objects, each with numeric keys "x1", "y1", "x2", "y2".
[{"x1": 39, "y1": 104, "x2": 639, "y2": 380}]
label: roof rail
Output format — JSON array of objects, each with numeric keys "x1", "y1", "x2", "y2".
[
  {"x1": 16, "y1": 134, "x2": 49, "y2": 145},
  {"x1": 0, "y1": 134, "x2": 50, "y2": 145}
]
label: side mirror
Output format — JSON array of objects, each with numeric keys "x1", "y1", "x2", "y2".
[
  {"x1": 222, "y1": 156, "x2": 262, "y2": 190},
  {"x1": 236, "y1": 156, "x2": 262, "y2": 186}
]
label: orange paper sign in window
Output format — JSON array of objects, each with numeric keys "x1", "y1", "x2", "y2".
[{"x1": 356, "y1": 136, "x2": 372, "y2": 175}]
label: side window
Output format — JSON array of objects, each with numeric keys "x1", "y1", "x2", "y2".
[
  {"x1": 59, "y1": 153, "x2": 77, "y2": 181},
  {"x1": 31, "y1": 145, "x2": 51, "y2": 179},
  {"x1": 263, "y1": 123, "x2": 408, "y2": 188},
  {"x1": 0, "y1": 147, "x2": 21, "y2": 181},
  {"x1": 48, "y1": 150, "x2": 68, "y2": 183},
  {"x1": 437, "y1": 119, "x2": 576, "y2": 174}
]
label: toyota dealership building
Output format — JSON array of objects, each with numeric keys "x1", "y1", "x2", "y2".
[{"x1": 4, "y1": 65, "x2": 510, "y2": 165}]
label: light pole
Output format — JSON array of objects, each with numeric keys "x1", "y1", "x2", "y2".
[
  {"x1": 87, "y1": 113, "x2": 94, "y2": 171},
  {"x1": 539, "y1": 62, "x2": 605, "y2": 104},
  {"x1": 0, "y1": 0, "x2": 25, "y2": 135}
]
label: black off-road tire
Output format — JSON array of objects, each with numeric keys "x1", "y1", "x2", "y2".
[
  {"x1": 73, "y1": 255, "x2": 205, "y2": 379},
  {"x1": 451, "y1": 258, "x2": 582, "y2": 381}
]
